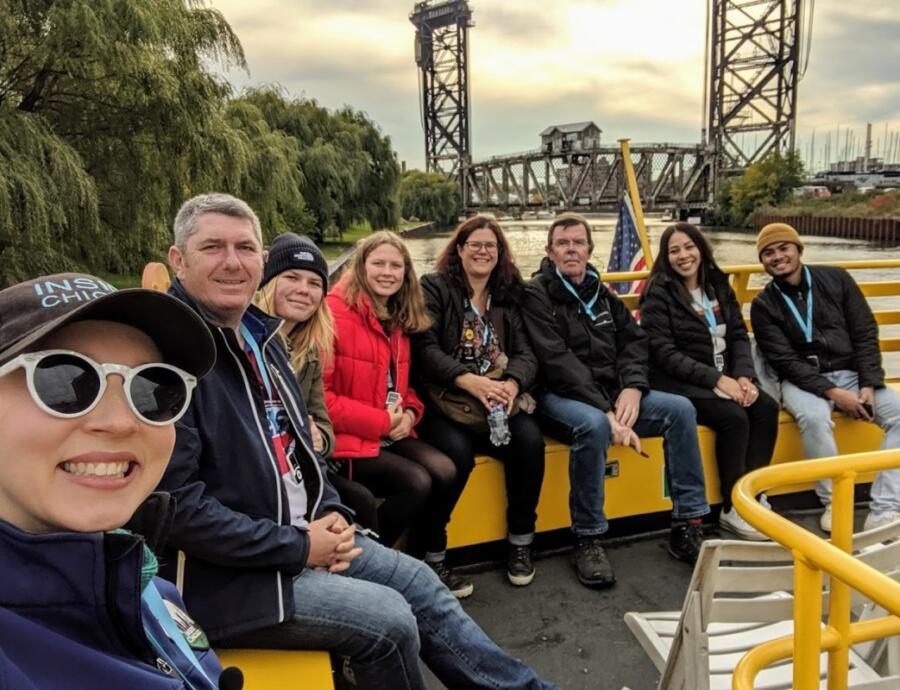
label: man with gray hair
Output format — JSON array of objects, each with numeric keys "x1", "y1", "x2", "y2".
[{"x1": 157, "y1": 193, "x2": 557, "y2": 690}]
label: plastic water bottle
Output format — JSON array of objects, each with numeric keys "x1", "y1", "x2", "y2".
[{"x1": 487, "y1": 402, "x2": 511, "y2": 446}]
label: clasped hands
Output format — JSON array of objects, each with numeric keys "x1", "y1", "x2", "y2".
[
  {"x1": 306, "y1": 512, "x2": 362, "y2": 573},
  {"x1": 715, "y1": 375, "x2": 759, "y2": 407},
  {"x1": 455, "y1": 372, "x2": 519, "y2": 412}
]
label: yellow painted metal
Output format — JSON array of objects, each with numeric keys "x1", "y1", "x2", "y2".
[
  {"x1": 731, "y1": 449, "x2": 900, "y2": 690},
  {"x1": 827, "y1": 472, "x2": 855, "y2": 690},
  {"x1": 792, "y1": 554, "x2": 823, "y2": 690},
  {"x1": 215, "y1": 649, "x2": 334, "y2": 690},
  {"x1": 617, "y1": 139, "x2": 655, "y2": 267}
]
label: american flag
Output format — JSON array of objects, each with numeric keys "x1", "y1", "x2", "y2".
[{"x1": 607, "y1": 194, "x2": 647, "y2": 295}]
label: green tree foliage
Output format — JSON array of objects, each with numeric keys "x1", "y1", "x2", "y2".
[
  {"x1": 397, "y1": 170, "x2": 462, "y2": 226},
  {"x1": 724, "y1": 150, "x2": 805, "y2": 226},
  {"x1": 0, "y1": 2, "x2": 400, "y2": 286},
  {"x1": 240, "y1": 88, "x2": 400, "y2": 237}
]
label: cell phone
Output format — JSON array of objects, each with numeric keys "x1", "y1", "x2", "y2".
[
  {"x1": 385, "y1": 391, "x2": 402, "y2": 408},
  {"x1": 861, "y1": 401, "x2": 874, "y2": 418}
]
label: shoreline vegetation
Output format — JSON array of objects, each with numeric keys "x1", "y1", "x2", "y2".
[{"x1": 761, "y1": 188, "x2": 900, "y2": 220}]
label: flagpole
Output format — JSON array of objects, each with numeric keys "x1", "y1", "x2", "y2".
[{"x1": 618, "y1": 138, "x2": 654, "y2": 266}]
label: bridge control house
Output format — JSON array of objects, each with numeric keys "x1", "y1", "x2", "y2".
[{"x1": 540, "y1": 121, "x2": 602, "y2": 154}]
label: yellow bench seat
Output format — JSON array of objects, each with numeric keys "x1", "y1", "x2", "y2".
[{"x1": 445, "y1": 396, "x2": 893, "y2": 549}]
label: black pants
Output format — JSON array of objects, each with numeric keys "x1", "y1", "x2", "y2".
[
  {"x1": 329, "y1": 472, "x2": 379, "y2": 535},
  {"x1": 419, "y1": 409, "x2": 546, "y2": 547},
  {"x1": 344, "y1": 437, "x2": 456, "y2": 550},
  {"x1": 690, "y1": 390, "x2": 780, "y2": 510}
]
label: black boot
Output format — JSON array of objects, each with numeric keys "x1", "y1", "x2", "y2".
[{"x1": 572, "y1": 535, "x2": 616, "y2": 588}]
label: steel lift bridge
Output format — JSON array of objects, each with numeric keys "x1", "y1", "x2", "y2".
[{"x1": 410, "y1": 0, "x2": 809, "y2": 216}]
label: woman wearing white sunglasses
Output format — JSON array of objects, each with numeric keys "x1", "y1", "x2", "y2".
[{"x1": 0, "y1": 273, "x2": 239, "y2": 689}]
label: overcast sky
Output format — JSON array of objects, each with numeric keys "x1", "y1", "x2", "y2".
[{"x1": 210, "y1": 1, "x2": 900, "y2": 171}]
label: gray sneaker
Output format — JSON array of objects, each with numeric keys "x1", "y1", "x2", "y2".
[
  {"x1": 427, "y1": 560, "x2": 474, "y2": 599},
  {"x1": 507, "y1": 544, "x2": 535, "y2": 586}
]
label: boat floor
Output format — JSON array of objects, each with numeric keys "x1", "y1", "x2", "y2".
[{"x1": 427, "y1": 507, "x2": 868, "y2": 690}]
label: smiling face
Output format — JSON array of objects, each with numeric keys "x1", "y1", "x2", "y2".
[
  {"x1": 667, "y1": 231, "x2": 702, "y2": 285},
  {"x1": 760, "y1": 241, "x2": 803, "y2": 283},
  {"x1": 168, "y1": 212, "x2": 265, "y2": 329},
  {"x1": 271, "y1": 269, "x2": 325, "y2": 329},
  {"x1": 457, "y1": 227, "x2": 500, "y2": 282},
  {"x1": 364, "y1": 243, "x2": 406, "y2": 303},
  {"x1": 547, "y1": 223, "x2": 592, "y2": 283},
  {"x1": 0, "y1": 320, "x2": 175, "y2": 534}
]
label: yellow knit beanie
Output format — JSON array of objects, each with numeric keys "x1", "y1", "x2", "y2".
[{"x1": 756, "y1": 223, "x2": 803, "y2": 257}]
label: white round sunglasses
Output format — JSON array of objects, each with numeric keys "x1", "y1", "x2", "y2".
[{"x1": 0, "y1": 349, "x2": 197, "y2": 426}]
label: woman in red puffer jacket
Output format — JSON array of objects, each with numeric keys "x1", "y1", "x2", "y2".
[{"x1": 324, "y1": 231, "x2": 474, "y2": 598}]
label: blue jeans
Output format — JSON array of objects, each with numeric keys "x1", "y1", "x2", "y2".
[
  {"x1": 781, "y1": 370, "x2": 900, "y2": 513},
  {"x1": 539, "y1": 390, "x2": 710, "y2": 535},
  {"x1": 221, "y1": 535, "x2": 557, "y2": 690}
]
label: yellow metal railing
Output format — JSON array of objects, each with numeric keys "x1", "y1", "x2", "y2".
[
  {"x1": 602, "y1": 258, "x2": 900, "y2": 353},
  {"x1": 730, "y1": 450, "x2": 900, "y2": 690}
]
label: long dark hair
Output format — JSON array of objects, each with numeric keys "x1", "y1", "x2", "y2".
[
  {"x1": 644, "y1": 223, "x2": 722, "y2": 303},
  {"x1": 434, "y1": 215, "x2": 523, "y2": 298}
]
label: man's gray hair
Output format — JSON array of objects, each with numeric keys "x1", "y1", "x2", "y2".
[{"x1": 173, "y1": 193, "x2": 262, "y2": 251}]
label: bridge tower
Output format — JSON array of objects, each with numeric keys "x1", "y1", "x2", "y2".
[
  {"x1": 706, "y1": 0, "x2": 804, "y2": 176},
  {"x1": 409, "y1": 0, "x2": 473, "y2": 178}
]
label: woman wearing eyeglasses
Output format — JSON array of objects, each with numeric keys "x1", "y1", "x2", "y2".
[
  {"x1": 0, "y1": 273, "x2": 235, "y2": 689},
  {"x1": 415, "y1": 215, "x2": 545, "y2": 588},
  {"x1": 640, "y1": 224, "x2": 779, "y2": 540}
]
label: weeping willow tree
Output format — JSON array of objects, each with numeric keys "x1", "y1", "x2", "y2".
[
  {"x1": 0, "y1": 2, "x2": 399, "y2": 286},
  {"x1": 239, "y1": 87, "x2": 401, "y2": 237}
]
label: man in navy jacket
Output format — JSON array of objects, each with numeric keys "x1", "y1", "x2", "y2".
[{"x1": 157, "y1": 193, "x2": 557, "y2": 690}]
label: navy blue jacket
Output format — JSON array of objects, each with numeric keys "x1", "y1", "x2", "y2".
[
  {"x1": 0, "y1": 519, "x2": 223, "y2": 690},
  {"x1": 158, "y1": 280, "x2": 350, "y2": 641}
]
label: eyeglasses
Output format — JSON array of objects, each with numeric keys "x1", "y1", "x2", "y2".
[
  {"x1": 0, "y1": 350, "x2": 197, "y2": 426},
  {"x1": 463, "y1": 241, "x2": 499, "y2": 253},
  {"x1": 552, "y1": 239, "x2": 590, "y2": 249}
]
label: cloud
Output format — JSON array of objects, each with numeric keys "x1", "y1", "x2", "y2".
[{"x1": 210, "y1": 0, "x2": 900, "y2": 169}]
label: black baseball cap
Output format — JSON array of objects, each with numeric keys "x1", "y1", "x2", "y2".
[{"x1": 0, "y1": 273, "x2": 215, "y2": 377}]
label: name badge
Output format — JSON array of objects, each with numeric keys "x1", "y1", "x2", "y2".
[
  {"x1": 592, "y1": 309, "x2": 614, "y2": 327},
  {"x1": 714, "y1": 353, "x2": 725, "y2": 372}
]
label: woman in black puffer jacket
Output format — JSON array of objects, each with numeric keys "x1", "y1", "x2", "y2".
[{"x1": 640, "y1": 223, "x2": 779, "y2": 540}]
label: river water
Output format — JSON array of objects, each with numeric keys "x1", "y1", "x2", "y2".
[{"x1": 403, "y1": 215, "x2": 900, "y2": 374}]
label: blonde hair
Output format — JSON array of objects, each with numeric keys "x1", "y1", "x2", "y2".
[
  {"x1": 255, "y1": 276, "x2": 335, "y2": 370},
  {"x1": 342, "y1": 230, "x2": 431, "y2": 334}
]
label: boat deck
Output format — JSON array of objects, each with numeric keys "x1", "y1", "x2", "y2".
[{"x1": 436, "y1": 505, "x2": 863, "y2": 690}]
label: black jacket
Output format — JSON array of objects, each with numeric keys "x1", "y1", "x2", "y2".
[
  {"x1": 158, "y1": 280, "x2": 349, "y2": 641},
  {"x1": 414, "y1": 272, "x2": 538, "y2": 390},
  {"x1": 640, "y1": 268, "x2": 755, "y2": 398},
  {"x1": 750, "y1": 264, "x2": 884, "y2": 397},
  {"x1": 521, "y1": 258, "x2": 648, "y2": 411}
]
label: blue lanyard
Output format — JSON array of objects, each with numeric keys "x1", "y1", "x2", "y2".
[
  {"x1": 556, "y1": 267, "x2": 601, "y2": 320},
  {"x1": 467, "y1": 295, "x2": 493, "y2": 348},
  {"x1": 240, "y1": 322, "x2": 273, "y2": 398},
  {"x1": 775, "y1": 266, "x2": 814, "y2": 342},
  {"x1": 699, "y1": 291, "x2": 717, "y2": 334},
  {"x1": 142, "y1": 582, "x2": 215, "y2": 690}
]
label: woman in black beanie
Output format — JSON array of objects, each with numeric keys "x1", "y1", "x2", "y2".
[{"x1": 256, "y1": 232, "x2": 379, "y2": 533}]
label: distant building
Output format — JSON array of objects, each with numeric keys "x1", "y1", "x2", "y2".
[{"x1": 541, "y1": 122, "x2": 602, "y2": 154}]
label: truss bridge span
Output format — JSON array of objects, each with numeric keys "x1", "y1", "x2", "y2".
[{"x1": 463, "y1": 143, "x2": 714, "y2": 214}]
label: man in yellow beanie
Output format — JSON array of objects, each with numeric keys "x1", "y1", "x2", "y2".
[{"x1": 750, "y1": 223, "x2": 900, "y2": 533}]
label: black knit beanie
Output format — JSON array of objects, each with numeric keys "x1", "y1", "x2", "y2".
[{"x1": 261, "y1": 233, "x2": 329, "y2": 289}]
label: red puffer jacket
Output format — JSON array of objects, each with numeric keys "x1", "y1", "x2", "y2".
[{"x1": 324, "y1": 277, "x2": 425, "y2": 461}]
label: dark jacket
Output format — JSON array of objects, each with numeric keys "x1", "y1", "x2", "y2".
[
  {"x1": 750, "y1": 265, "x2": 884, "y2": 397},
  {"x1": 640, "y1": 268, "x2": 755, "y2": 398},
  {"x1": 294, "y1": 347, "x2": 335, "y2": 458},
  {"x1": 521, "y1": 258, "x2": 648, "y2": 411},
  {"x1": 159, "y1": 279, "x2": 350, "y2": 641},
  {"x1": 415, "y1": 272, "x2": 538, "y2": 391},
  {"x1": 0, "y1": 519, "x2": 223, "y2": 690}
]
